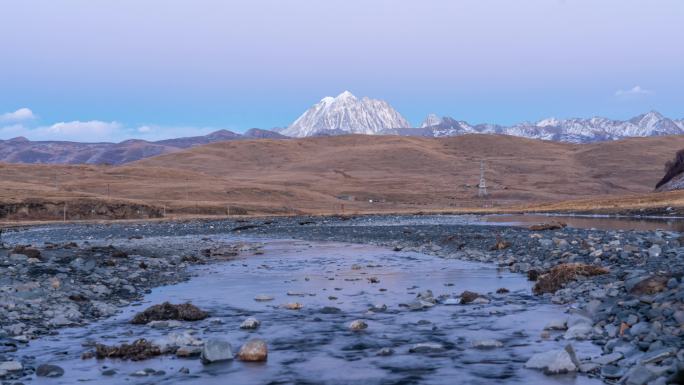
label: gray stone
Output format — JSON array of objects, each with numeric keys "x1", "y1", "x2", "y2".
[
  {"x1": 639, "y1": 348, "x2": 675, "y2": 365},
  {"x1": 200, "y1": 339, "x2": 233, "y2": 364},
  {"x1": 593, "y1": 352, "x2": 623, "y2": 365},
  {"x1": 673, "y1": 310, "x2": 684, "y2": 325},
  {"x1": 564, "y1": 324, "x2": 592, "y2": 340},
  {"x1": 408, "y1": 342, "x2": 445, "y2": 353},
  {"x1": 625, "y1": 365, "x2": 656, "y2": 385},
  {"x1": 472, "y1": 339, "x2": 503, "y2": 349},
  {"x1": 629, "y1": 322, "x2": 652, "y2": 336},
  {"x1": 601, "y1": 365, "x2": 626, "y2": 379}
]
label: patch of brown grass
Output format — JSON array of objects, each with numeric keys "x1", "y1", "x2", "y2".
[{"x1": 533, "y1": 263, "x2": 608, "y2": 295}]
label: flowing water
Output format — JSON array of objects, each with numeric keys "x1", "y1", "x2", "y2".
[
  {"x1": 483, "y1": 214, "x2": 684, "y2": 232},
  {"x1": 338, "y1": 213, "x2": 684, "y2": 232},
  {"x1": 23, "y1": 237, "x2": 602, "y2": 384}
]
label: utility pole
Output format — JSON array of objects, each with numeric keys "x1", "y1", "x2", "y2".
[{"x1": 478, "y1": 160, "x2": 488, "y2": 198}]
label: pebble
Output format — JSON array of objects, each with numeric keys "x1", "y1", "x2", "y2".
[
  {"x1": 472, "y1": 339, "x2": 503, "y2": 349},
  {"x1": 240, "y1": 317, "x2": 261, "y2": 330},
  {"x1": 409, "y1": 342, "x2": 445, "y2": 353},
  {"x1": 349, "y1": 320, "x2": 368, "y2": 331}
]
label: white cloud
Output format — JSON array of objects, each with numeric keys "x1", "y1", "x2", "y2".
[
  {"x1": 0, "y1": 107, "x2": 36, "y2": 122},
  {"x1": 615, "y1": 85, "x2": 652, "y2": 98},
  {"x1": 44, "y1": 120, "x2": 123, "y2": 141},
  {"x1": 0, "y1": 108, "x2": 225, "y2": 142},
  {"x1": 1, "y1": 120, "x2": 124, "y2": 142}
]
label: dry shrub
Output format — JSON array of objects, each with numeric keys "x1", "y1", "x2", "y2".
[
  {"x1": 656, "y1": 149, "x2": 684, "y2": 189},
  {"x1": 460, "y1": 290, "x2": 480, "y2": 304},
  {"x1": 629, "y1": 275, "x2": 669, "y2": 295},
  {"x1": 94, "y1": 339, "x2": 161, "y2": 361},
  {"x1": 533, "y1": 263, "x2": 608, "y2": 295},
  {"x1": 528, "y1": 222, "x2": 567, "y2": 231},
  {"x1": 491, "y1": 237, "x2": 511, "y2": 251},
  {"x1": 131, "y1": 302, "x2": 208, "y2": 324}
]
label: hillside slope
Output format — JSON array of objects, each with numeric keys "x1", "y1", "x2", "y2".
[{"x1": 2, "y1": 134, "x2": 684, "y2": 219}]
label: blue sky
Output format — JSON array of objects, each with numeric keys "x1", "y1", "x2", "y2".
[{"x1": 1, "y1": 0, "x2": 682, "y2": 142}]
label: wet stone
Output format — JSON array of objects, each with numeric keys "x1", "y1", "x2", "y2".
[
  {"x1": 349, "y1": 320, "x2": 368, "y2": 331},
  {"x1": 36, "y1": 364, "x2": 65, "y2": 378},
  {"x1": 409, "y1": 343, "x2": 445, "y2": 354}
]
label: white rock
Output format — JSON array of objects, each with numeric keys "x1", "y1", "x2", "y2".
[
  {"x1": 472, "y1": 339, "x2": 503, "y2": 349},
  {"x1": 544, "y1": 318, "x2": 568, "y2": 330},
  {"x1": 564, "y1": 324, "x2": 592, "y2": 340},
  {"x1": 349, "y1": 320, "x2": 368, "y2": 331},
  {"x1": 0, "y1": 361, "x2": 23, "y2": 372},
  {"x1": 525, "y1": 348, "x2": 577, "y2": 374},
  {"x1": 240, "y1": 317, "x2": 261, "y2": 330}
]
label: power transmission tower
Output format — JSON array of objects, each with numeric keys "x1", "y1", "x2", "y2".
[{"x1": 478, "y1": 160, "x2": 488, "y2": 198}]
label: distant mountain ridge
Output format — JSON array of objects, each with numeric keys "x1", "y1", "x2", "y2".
[
  {"x1": 0, "y1": 129, "x2": 287, "y2": 165},
  {"x1": 412, "y1": 111, "x2": 684, "y2": 143}
]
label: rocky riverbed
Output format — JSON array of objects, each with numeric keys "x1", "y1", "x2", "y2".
[{"x1": 1, "y1": 215, "x2": 683, "y2": 384}]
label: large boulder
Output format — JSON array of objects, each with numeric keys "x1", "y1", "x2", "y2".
[{"x1": 201, "y1": 339, "x2": 233, "y2": 364}]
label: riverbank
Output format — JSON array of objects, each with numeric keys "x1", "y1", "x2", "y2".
[{"x1": 1, "y1": 216, "x2": 683, "y2": 384}]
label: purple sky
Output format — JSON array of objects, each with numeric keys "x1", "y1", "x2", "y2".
[{"x1": 0, "y1": 0, "x2": 682, "y2": 142}]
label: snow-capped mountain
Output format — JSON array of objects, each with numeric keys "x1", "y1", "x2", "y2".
[
  {"x1": 282, "y1": 91, "x2": 410, "y2": 137},
  {"x1": 280, "y1": 91, "x2": 682, "y2": 143},
  {"x1": 417, "y1": 111, "x2": 684, "y2": 143}
]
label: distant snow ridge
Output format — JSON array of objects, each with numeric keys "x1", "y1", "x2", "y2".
[
  {"x1": 282, "y1": 91, "x2": 410, "y2": 137},
  {"x1": 419, "y1": 111, "x2": 684, "y2": 143}
]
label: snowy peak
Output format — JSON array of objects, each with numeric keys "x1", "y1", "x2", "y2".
[
  {"x1": 282, "y1": 91, "x2": 410, "y2": 137},
  {"x1": 420, "y1": 114, "x2": 443, "y2": 128}
]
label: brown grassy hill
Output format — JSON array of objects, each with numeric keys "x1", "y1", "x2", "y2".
[{"x1": 2, "y1": 134, "x2": 684, "y2": 220}]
